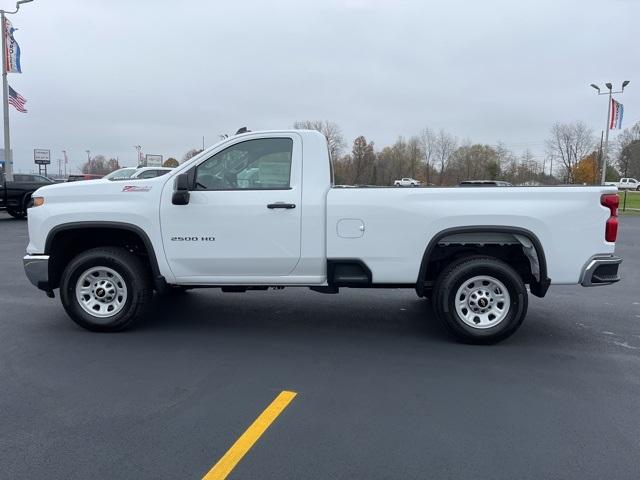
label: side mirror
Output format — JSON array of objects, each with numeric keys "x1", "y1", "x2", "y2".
[{"x1": 172, "y1": 173, "x2": 191, "y2": 205}]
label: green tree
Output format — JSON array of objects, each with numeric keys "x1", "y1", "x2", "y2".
[
  {"x1": 618, "y1": 140, "x2": 640, "y2": 179},
  {"x1": 616, "y1": 121, "x2": 640, "y2": 177},
  {"x1": 605, "y1": 164, "x2": 620, "y2": 182},
  {"x1": 163, "y1": 157, "x2": 179, "y2": 168}
]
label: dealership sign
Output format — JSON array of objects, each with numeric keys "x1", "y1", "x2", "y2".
[
  {"x1": 145, "y1": 154, "x2": 163, "y2": 167},
  {"x1": 34, "y1": 149, "x2": 51, "y2": 165}
]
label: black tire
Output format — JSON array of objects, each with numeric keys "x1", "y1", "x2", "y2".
[
  {"x1": 6, "y1": 208, "x2": 26, "y2": 219},
  {"x1": 59, "y1": 247, "x2": 152, "y2": 332},
  {"x1": 432, "y1": 256, "x2": 528, "y2": 344}
]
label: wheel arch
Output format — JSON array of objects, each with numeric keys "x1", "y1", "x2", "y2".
[
  {"x1": 417, "y1": 226, "x2": 550, "y2": 298},
  {"x1": 45, "y1": 221, "x2": 165, "y2": 291}
]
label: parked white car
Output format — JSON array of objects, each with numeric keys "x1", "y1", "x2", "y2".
[
  {"x1": 605, "y1": 178, "x2": 640, "y2": 191},
  {"x1": 23, "y1": 130, "x2": 622, "y2": 344},
  {"x1": 394, "y1": 177, "x2": 421, "y2": 187},
  {"x1": 105, "y1": 167, "x2": 173, "y2": 181}
]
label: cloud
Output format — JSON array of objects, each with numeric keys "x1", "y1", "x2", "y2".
[{"x1": 6, "y1": 0, "x2": 639, "y2": 174}]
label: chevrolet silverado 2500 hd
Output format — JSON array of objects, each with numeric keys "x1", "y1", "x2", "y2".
[{"x1": 22, "y1": 130, "x2": 622, "y2": 343}]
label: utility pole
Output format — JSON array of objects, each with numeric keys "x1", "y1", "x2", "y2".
[
  {"x1": 1, "y1": 0, "x2": 33, "y2": 182},
  {"x1": 590, "y1": 81, "x2": 630, "y2": 184},
  {"x1": 62, "y1": 149, "x2": 68, "y2": 177}
]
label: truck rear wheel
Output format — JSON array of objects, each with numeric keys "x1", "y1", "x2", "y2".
[
  {"x1": 59, "y1": 247, "x2": 152, "y2": 332},
  {"x1": 433, "y1": 256, "x2": 528, "y2": 344}
]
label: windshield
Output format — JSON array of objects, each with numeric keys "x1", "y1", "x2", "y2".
[{"x1": 104, "y1": 168, "x2": 137, "y2": 180}]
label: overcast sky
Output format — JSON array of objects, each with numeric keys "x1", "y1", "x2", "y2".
[{"x1": 5, "y1": 0, "x2": 639, "y2": 174}]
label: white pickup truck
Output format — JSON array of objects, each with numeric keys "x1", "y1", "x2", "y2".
[
  {"x1": 394, "y1": 177, "x2": 421, "y2": 187},
  {"x1": 23, "y1": 130, "x2": 622, "y2": 343},
  {"x1": 605, "y1": 177, "x2": 640, "y2": 191}
]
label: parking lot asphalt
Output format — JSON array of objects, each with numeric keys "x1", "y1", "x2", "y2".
[{"x1": 1, "y1": 212, "x2": 639, "y2": 480}]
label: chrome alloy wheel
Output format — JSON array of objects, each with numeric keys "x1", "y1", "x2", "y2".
[
  {"x1": 454, "y1": 275, "x2": 511, "y2": 329},
  {"x1": 75, "y1": 266, "x2": 128, "y2": 318}
]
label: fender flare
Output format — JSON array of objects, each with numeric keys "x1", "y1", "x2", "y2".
[
  {"x1": 416, "y1": 226, "x2": 550, "y2": 297},
  {"x1": 44, "y1": 221, "x2": 166, "y2": 290}
]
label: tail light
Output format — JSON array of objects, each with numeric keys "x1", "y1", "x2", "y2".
[{"x1": 601, "y1": 194, "x2": 619, "y2": 242}]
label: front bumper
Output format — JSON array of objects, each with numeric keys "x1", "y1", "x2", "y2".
[
  {"x1": 580, "y1": 254, "x2": 622, "y2": 286},
  {"x1": 23, "y1": 254, "x2": 51, "y2": 292}
]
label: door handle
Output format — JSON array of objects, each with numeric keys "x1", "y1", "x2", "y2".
[{"x1": 267, "y1": 202, "x2": 296, "y2": 209}]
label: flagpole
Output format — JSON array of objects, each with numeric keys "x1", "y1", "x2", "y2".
[
  {"x1": 590, "y1": 81, "x2": 630, "y2": 185},
  {"x1": 600, "y1": 91, "x2": 611, "y2": 185},
  {"x1": 1, "y1": 10, "x2": 12, "y2": 182}
]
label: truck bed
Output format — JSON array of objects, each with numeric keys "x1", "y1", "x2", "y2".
[{"x1": 326, "y1": 186, "x2": 616, "y2": 284}]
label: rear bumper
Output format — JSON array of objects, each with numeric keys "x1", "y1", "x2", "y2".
[
  {"x1": 23, "y1": 254, "x2": 51, "y2": 291},
  {"x1": 580, "y1": 254, "x2": 622, "y2": 286}
]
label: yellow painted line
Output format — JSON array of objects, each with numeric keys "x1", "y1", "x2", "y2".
[{"x1": 202, "y1": 390, "x2": 297, "y2": 480}]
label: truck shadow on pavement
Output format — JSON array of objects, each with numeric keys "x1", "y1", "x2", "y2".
[
  {"x1": 138, "y1": 289, "x2": 451, "y2": 341},
  {"x1": 131, "y1": 289, "x2": 585, "y2": 349}
]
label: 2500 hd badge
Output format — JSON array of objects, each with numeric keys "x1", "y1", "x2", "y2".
[{"x1": 170, "y1": 236, "x2": 216, "y2": 242}]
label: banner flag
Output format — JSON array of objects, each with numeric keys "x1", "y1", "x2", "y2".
[
  {"x1": 4, "y1": 18, "x2": 22, "y2": 73},
  {"x1": 610, "y1": 98, "x2": 624, "y2": 130}
]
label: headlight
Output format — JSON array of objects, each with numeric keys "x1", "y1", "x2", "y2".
[{"x1": 32, "y1": 197, "x2": 45, "y2": 207}]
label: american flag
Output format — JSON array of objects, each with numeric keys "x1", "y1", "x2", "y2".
[{"x1": 8, "y1": 85, "x2": 27, "y2": 113}]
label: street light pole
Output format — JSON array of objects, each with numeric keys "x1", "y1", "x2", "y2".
[
  {"x1": 590, "y1": 81, "x2": 630, "y2": 184},
  {"x1": 1, "y1": 0, "x2": 33, "y2": 182}
]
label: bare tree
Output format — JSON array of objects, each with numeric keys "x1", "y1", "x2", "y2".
[
  {"x1": 293, "y1": 120, "x2": 346, "y2": 161},
  {"x1": 448, "y1": 143, "x2": 500, "y2": 183},
  {"x1": 182, "y1": 148, "x2": 203, "y2": 164},
  {"x1": 82, "y1": 155, "x2": 120, "y2": 175},
  {"x1": 350, "y1": 136, "x2": 375, "y2": 184},
  {"x1": 406, "y1": 136, "x2": 422, "y2": 180},
  {"x1": 419, "y1": 127, "x2": 437, "y2": 185},
  {"x1": 546, "y1": 122, "x2": 594, "y2": 183},
  {"x1": 433, "y1": 129, "x2": 457, "y2": 185}
]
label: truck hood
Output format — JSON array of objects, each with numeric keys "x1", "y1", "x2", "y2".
[{"x1": 36, "y1": 178, "x2": 164, "y2": 198}]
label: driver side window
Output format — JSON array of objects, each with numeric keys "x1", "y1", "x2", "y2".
[{"x1": 195, "y1": 138, "x2": 293, "y2": 191}]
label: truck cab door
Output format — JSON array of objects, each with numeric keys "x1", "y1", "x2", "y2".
[{"x1": 160, "y1": 133, "x2": 302, "y2": 280}]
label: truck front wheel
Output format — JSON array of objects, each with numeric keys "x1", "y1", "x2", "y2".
[
  {"x1": 59, "y1": 247, "x2": 152, "y2": 332},
  {"x1": 433, "y1": 256, "x2": 528, "y2": 344}
]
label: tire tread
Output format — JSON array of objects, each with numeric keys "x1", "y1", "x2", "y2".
[
  {"x1": 433, "y1": 255, "x2": 528, "y2": 344},
  {"x1": 60, "y1": 247, "x2": 152, "y2": 332}
]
